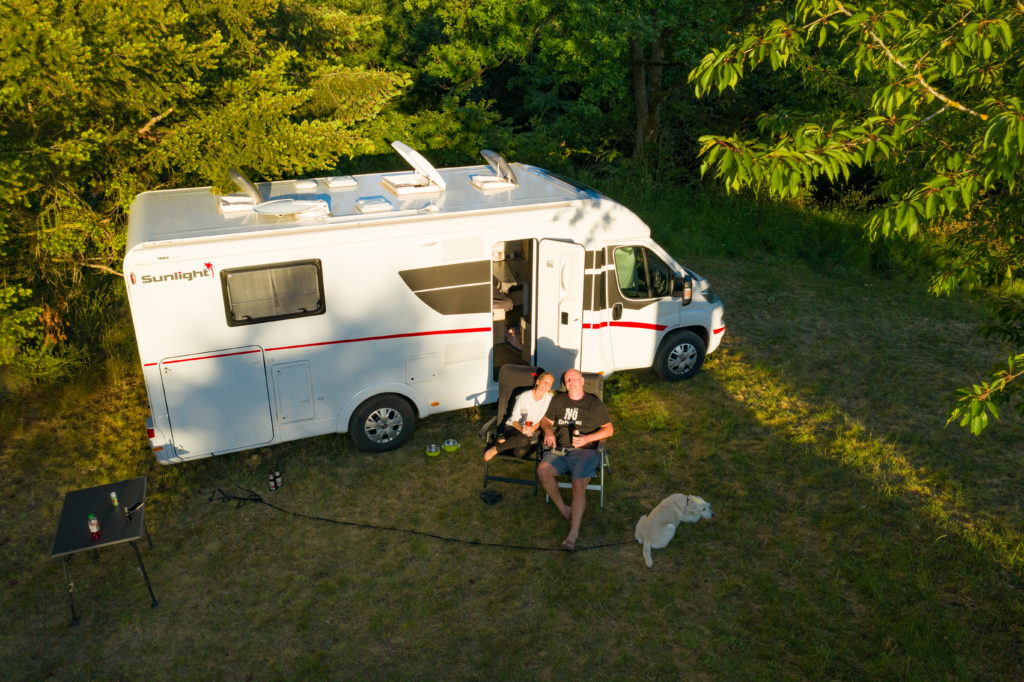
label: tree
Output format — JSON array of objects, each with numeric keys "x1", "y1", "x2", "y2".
[
  {"x1": 0, "y1": 0, "x2": 408, "y2": 385},
  {"x1": 689, "y1": 0, "x2": 1024, "y2": 434},
  {"x1": 407, "y1": 0, "x2": 752, "y2": 167}
]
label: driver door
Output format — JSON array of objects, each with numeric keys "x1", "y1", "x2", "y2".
[{"x1": 605, "y1": 245, "x2": 679, "y2": 370}]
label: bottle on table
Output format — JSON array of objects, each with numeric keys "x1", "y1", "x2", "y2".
[{"x1": 88, "y1": 514, "x2": 101, "y2": 540}]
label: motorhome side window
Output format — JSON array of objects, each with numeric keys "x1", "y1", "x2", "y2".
[
  {"x1": 613, "y1": 246, "x2": 672, "y2": 299},
  {"x1": 221, "y1": 260, "x2": 325, "y2": 326}
]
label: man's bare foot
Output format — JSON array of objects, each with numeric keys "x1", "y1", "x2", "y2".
[{"x1": 483, "y1": 447, "x2": 498, "y2": 462}]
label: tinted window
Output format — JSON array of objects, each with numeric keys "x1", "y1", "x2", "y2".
[
  {"x1": 613, "y1": 247, "x2": 672, "y2": 299},
  {"x1": 647, "y1": 251, "x2": 672, "y2": 297},
  {"x1": 222, "y1": 260, "x2": 325, "y2": 326}
]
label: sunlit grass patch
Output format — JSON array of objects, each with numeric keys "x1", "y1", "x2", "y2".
[{"x1": 706, "y1": 288, "x2": 1024, "y2": 578}]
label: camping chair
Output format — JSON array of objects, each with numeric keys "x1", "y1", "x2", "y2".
[
  {"x1": 544, "y1": 372, "x2": 612, "y2": 508},
  {"x1": 481, "y1": 364, "x2": 545, "y2": 493}
]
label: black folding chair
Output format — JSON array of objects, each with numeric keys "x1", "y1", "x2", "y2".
[{"x1": 481, "y1": 364, "x2": 545, "y2": 493}]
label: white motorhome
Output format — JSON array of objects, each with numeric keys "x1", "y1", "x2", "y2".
[{"x1": 124, "y1": 143, "x2": 725, "y2": 463}]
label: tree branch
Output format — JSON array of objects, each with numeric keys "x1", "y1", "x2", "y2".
[
  {"x1": 907, "y1": 104, "x2": 950, "y2": 133},
  {"x1": 833, "y1": 1, "x2": 988, "y2": 120},
  {"x1": 138, "y1": 108, "x2": 174, "y2": 139},
  {"x1": 80, "y1": 262, "x2": 124, "y2": 277}
]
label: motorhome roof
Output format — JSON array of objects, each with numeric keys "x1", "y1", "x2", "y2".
[{"x1": 126, "y1": 161, "x2": 604, "y2": 250}]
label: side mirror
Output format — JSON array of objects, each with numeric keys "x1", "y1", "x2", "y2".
[{"x1": 674, "y1": 274, "x2": 693, "y2": 305}]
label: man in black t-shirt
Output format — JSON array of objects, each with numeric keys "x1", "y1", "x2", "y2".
[{"x1": 538, "y1": 369, "x2": 614, "y2": 551}]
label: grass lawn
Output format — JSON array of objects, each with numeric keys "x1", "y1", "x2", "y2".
[{"x1": 1, "y1": 187, "x2": 1022, "y2": 679}]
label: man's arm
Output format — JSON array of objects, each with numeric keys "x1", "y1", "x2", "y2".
[
  {"x1": 540, "y1": 417, "x2": 557, "y2": 448},
  {"x1": 574, "y1": 422, "x2": 613, "y2": 449}
]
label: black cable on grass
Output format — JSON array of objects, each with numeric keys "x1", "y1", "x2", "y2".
[{"x1": 206, "y1": 486, "x2": 633, "y2": 553}]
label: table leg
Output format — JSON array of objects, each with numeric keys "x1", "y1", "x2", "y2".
[
  {"x1": 144, "y1": 519, "x2": 154, "y2": 550},
  {"x1": 129, "y1": 541, "x2": 159, "y2": 609},
  {"x1": 62, "y1": 556, "x2": 80, "y2": 626}
]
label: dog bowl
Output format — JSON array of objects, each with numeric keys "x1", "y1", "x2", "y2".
[
  {"x1": 441, "y1": 438, "x2": 460, "y2": 453},
  {"x1": 425, "y1": 443, "x2": 441, "y2": 457}
]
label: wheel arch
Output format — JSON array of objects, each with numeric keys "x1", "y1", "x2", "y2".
[
  {"x1": 334, "y1": 383, "x2": 426, "y2": 434},
  {"x1": 660, "y1": 324, "x2": 709, "y2": 351}
]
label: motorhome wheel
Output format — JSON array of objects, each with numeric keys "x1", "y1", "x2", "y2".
[
  {"x1": 349, "y1": 396, "x2": 416, "y2": 452},
  {"x1": 654, "y1": 330, "x2": 706, "y2": 381}
]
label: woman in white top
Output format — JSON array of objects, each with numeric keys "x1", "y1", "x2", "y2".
[{"x1": 483, "y1": 372, "x2": 555, "y2": 461}]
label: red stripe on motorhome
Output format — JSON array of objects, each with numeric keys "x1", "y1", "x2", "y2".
[
  {"x1": 265, "y1": 327, "x2": 490, "y2": 352},
  {"x1": 142, "y1": 327, "x2": 490, "y2": 366},
  {"x1": 156, "y1": 349, "x2": 262, "y2": 366},
  {"x1": 582, "y1": 321, "x2": 667, "y2": 331}
]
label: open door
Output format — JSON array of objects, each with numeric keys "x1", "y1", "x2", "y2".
[
  {"x1": 534, "y1": 239, "x2": 585, "y2": 380},
  {"x1": 160, "y1": 346, "x2": 274, "y2": 458}
]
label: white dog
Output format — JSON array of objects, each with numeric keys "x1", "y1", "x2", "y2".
[{"x1": 635, "y1": 494, "x2": 713, "y2": 568}]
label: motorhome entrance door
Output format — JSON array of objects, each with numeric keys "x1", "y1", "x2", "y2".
[
  {"x1": 534, "y1": 239, "x2": 584, "y2": 380},
  {"x1": 159, "y1": 346, "x2": 274, "y2": 458}
]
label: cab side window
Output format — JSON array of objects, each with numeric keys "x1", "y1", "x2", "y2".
[
  {"x1": 613, "y1": 247, "x2": 672, "y2": 299},
  {"x1": 222, "y1": 260, "x2": 325, "y2": 326},
  {"x1": 647, "y1": 251, "x2": 672, "y2": 297},
  {"x1": 613, "y1": 246, "x2": 647, "y2": 298}
]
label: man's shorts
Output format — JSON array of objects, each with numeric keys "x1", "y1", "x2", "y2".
[{"x1": 541, "y1": 448, "x2": 601, "y2": 479}]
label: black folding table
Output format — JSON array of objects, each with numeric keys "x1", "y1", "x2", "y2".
[{"x1": 51, "y1": 476, "x2": 158, "y2": 625}]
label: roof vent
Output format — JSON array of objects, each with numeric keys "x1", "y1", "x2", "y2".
[
  {"x1": 254, "y1": 198, "x2": 330, "y2": 219},
  {"x1": 355, "y1": 196, "x2": 394, "y2": 214},
  {"x1": 219, "y1": 193, "x2": 256, "y2": 214},
  {"x1": 381, "y1": 141, "x2": 445, "y2": 196},
  {"x1": 220, "y1": 167, "x2": 265, "y2": 214},
  {"x1": 471, "y1": 149, "x2": 517, "y2": 191},
  {"x1": 227, "y1": 167, "x2": 264, "y2": 203},
  {"x1": 326, "y1": 175, "x2": 358, "y2": 189}
]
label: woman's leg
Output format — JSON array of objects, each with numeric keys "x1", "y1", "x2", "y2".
[{"x1": 484, "y1": 430, "x2": 532, "y2": 460}]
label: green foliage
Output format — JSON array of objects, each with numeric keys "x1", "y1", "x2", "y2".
[
  {"x1": 0, "y1": 0, "x2": 408, "y2": 379},
  {"x1": 689, "y1": 0, "x2": 1024, "y2": 432},
  {"x1": 407, "y1": 0, "x2": 753, "y2": 167},
  {"x1": 408, "y1": 0, "x2": 549, "y2": 95},
  {"x1": 0, "y1": 286, "x2": 41, "y2": 366},
  {"x1": 949, "y1": 349, "x2": 1024, "y2": 434}
]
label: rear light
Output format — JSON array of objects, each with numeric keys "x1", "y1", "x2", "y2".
[{"x1": 147, "y1": 425, "x2": 155, "y2": 439}]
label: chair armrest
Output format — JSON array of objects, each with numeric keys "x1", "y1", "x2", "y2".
[{"x1": 479, "y1": 416, "x2": 498, "y2": 443}]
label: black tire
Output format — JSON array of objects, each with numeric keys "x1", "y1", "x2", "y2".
[
  {"x1": 349, "y1": 395, "x2": 416, "y2": 452},
  {"x1": 654, "y1": 330, "x2": 706, "y2": 381}
]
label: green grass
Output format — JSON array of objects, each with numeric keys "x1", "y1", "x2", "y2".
[{"x1": 1, "y1": 185, "x2": 1022, "y2": 679}]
